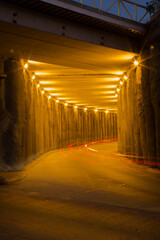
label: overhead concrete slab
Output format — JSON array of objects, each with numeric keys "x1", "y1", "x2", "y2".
[{"x1": 0, "y1": 0, "x2": 139, "y2": 111}]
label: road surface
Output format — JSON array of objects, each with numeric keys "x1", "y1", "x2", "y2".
[{"x1": 0, "y1": 140, "x2": 160, "y2": 240}]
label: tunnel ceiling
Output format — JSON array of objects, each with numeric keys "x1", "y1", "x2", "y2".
[
  {"x1": 0, "y1": 21, "x2": 137, "y2": 112},
  {"x1": 0, "y1": 0, "x2": 141, "y2": 112},
  {"x1": 27, "y1": 44, "x2": 136, "y2": 112}
]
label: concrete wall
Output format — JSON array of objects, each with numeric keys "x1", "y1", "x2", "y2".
[
  {"x1": 118, "y1": 46, "x2": 160, "y2": 167},
  {"x1": 0, "y1": 58, "x2": 117, "y2": 171}
]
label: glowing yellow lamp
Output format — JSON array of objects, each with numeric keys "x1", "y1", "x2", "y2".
[
  {"x1": 24, "y1": 63, "x2": 28, "y2": 69},
  {"x1": 134, "y1": 60, "x2": 139, "y2": 66}
]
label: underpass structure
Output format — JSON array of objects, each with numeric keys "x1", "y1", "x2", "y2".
[
  {"x1": 1, "y1": 1, "x2": 160, "y2": 239},
  {"x1": 0, "y1": 0, "x2": 160, "y2": 169}
]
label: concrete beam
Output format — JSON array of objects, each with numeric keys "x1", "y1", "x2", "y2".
[{"x1": 0, "y1": 0, "x2": 142, "y2": 53}]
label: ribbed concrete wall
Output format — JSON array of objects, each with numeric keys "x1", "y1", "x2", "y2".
[
  {"x1": 118, "y1": 47, "x2": 160, "y2": 167},
  {"x1": 0, "y1": 58, "x2": 117, "y2": 170}
]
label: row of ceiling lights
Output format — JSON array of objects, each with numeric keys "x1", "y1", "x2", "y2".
[
  {"x1": 24, "y1": 58, "x2": 139, "y2": 113},
  {"x1": 24, "y1": 62, "x2": 109, "y2": 113},
  {"x1": 115, "y1": 58, "x2": 139, "y2": 97}
]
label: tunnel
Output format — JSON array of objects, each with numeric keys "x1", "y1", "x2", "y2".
[
  {"x1": 1, "y1": 1, "x2": 160, "y2": 240},
  {"x1": 1, "y1": 42, "x2": 160, "y2": 170},
  {"x1": 0, "y1": 0, "x2": 160, "y2": 171}
]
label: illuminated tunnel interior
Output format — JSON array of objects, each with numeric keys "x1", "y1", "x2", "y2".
[
  {"x1": 1, "y1": 1, "x2": 160, "y2": 240},
  {"x1": 1, "y1": 42, "x2": 160, "y2": 170},
  {"x1": 0, "y1": 0, "x2": 160, "y2": 172}
]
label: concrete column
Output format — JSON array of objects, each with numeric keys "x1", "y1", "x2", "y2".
[
  {"x1": 0, "y1": 59, "x2": 11, "y2": 170},
  {"x1": 150, "y1": 43, "x2": 160, "y2": 164},
  {"x1": 4, "y1": 58, "x2": 26, "y2": 167},
  {"x1": 141, "y1": 51, "x2": 156, "y2": 164}
]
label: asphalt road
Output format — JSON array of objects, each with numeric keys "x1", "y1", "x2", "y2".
[{"x1": 0, "y1": 140, "x2": 160, "y2": 240}]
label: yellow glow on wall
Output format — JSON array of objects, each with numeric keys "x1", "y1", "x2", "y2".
[
  {"x1": 124, "y1": 55, "x2": 133, "y2": 60},
  {"x1": 40, "y1": 81, "x2": 55, "y2": 84},
  {"x1": 99, "y1": 91, "x2": 115, "y2": 94},
  {"x1": 43, "y1": 88, "x2": 56, "y2": 91},
  {"x1": 67, "y1": 101, "x2": 76, "y2": 103},
  {"x1": 28, "y1": 60, "x2": 40, "y2": 64},
  {"x1": 105, "y1": 77, "x2": 120, "y2": 81},
  {"x1": 115, "y1": 72, "x2": 123, "y2": 75},
  {"x1": 102, "y1": 96, "x2": 117, "y2": 98},
  {"x1": 35, "y1": 72, "x2": 51, "y2": 76},
  {"x1": 50, "y1": 93, "x2": 59, "y2": 96},
  {"x1": 103, "y1": 85, "x2": 117, "y2": 89}
]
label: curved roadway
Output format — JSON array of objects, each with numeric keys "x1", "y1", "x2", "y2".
[{"x1": 0, "y1": 140, "x2": 160, "y2": 240}]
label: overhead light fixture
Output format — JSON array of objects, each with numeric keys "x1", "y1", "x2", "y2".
[
  {"x1": 106, "y1": 110, "x2": 109, "y2": 113},
  {"x1": 115, "y1": 93, "x2": 118, "y2": 97},
  {"x1": 117, "y1": 88, "x2": 120, "y2": 92},
  {"x1": 32, "y1": 75, "x2": 35, "y2": 80},
  {"x1": 124, "y1": 75, "x2": 127, "y2": 80},
  {"x1": 48, "y1": 95, "x2": 51, "y2": 99},
  {"x1": 41, "y1": 90, "x2": 44, "y2": 94},
  {"x1": 37, "y1": 84, "x2": 40, "y2": 88},
  {"x1": 133, "y1": 57, "x2": 139, "y2": 66},
  {"x1": 84, "y1": 108, "x2": 87, "y2": 111},
  {"x1": 134, "y1": 60, "x2": 139, "y2": 66},
  {"x1": 95, "y1": 109, "x2": 98, "y2": 112},
  {"x1": 120, "y1": 80, "x2": 123, "y2": 85},
  {"x1": 24, "y1": 63, "x2": 28, "y2": 69},
  {"x1": 56, "y1": 100, "x2": 59, "y2": 103},
  {"x1": 65, "y1": 103, "x2": 68, "y2": 106},
  {"x1": 74, "y1": 106, "x2": 77, "y2": 109}
]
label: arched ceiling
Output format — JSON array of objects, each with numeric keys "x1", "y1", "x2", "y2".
[{"x1": 27, "y1": 43, "x2": 137, "y2": 112}]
